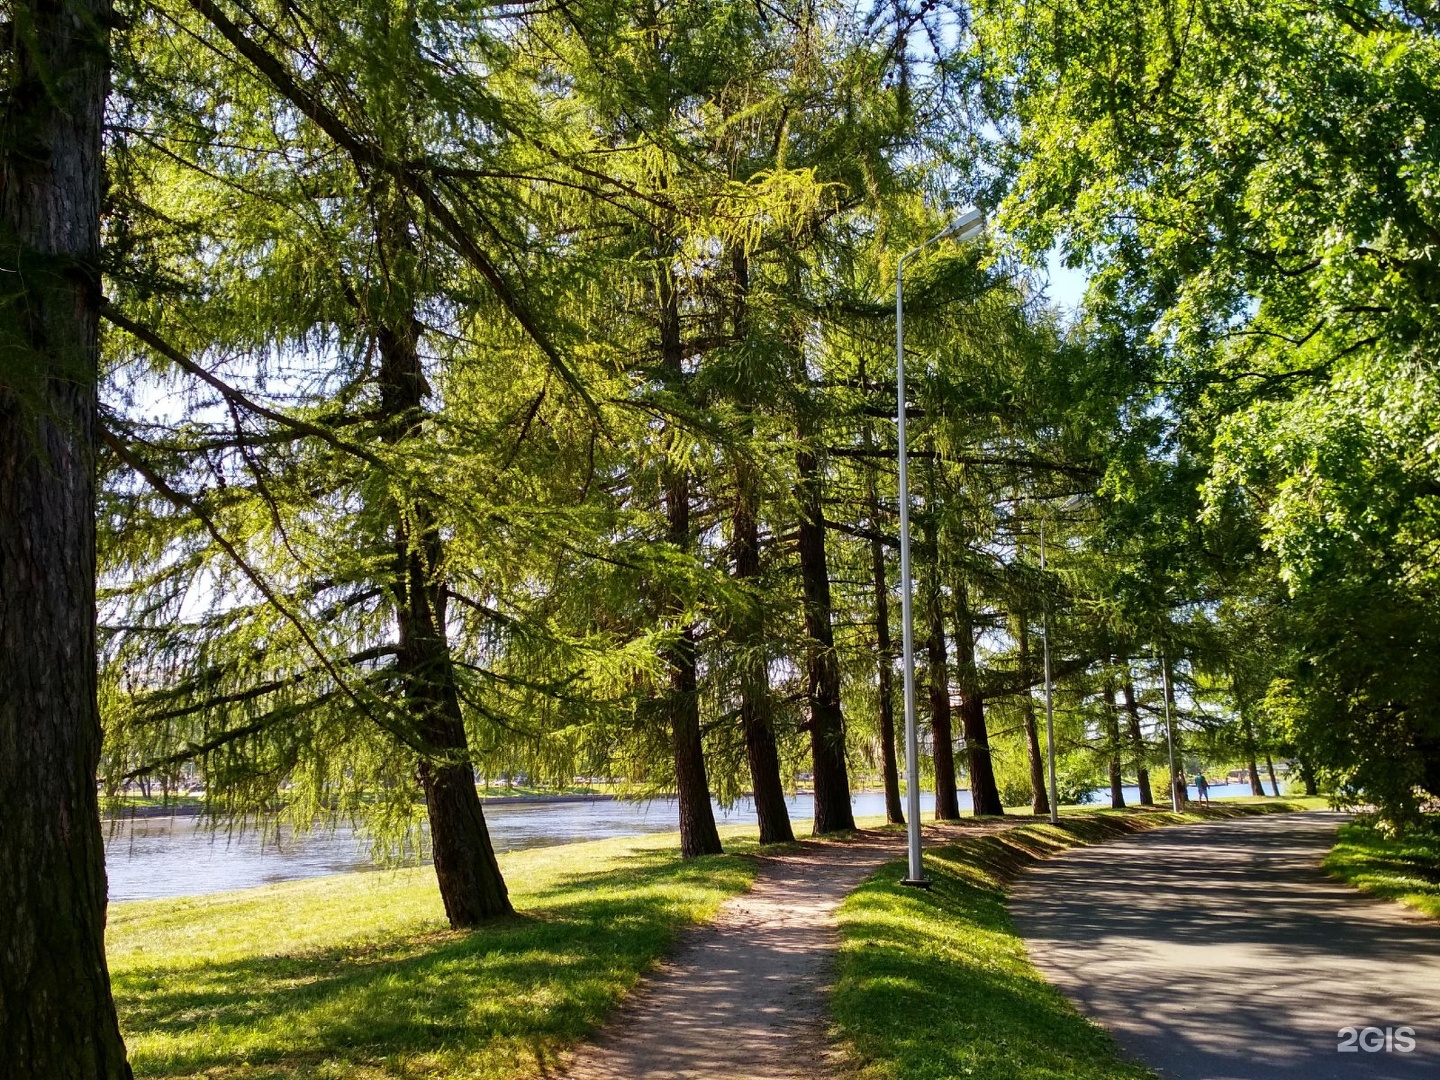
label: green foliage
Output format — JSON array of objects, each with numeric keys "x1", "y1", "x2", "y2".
[
  {"x1": 98, "y1": 0, "x2": 1052, "y2": 858},
  {"x1": 974, "y1": 0, "x2": 1440, "y2": 819},
  {"x1": 91, "y1": 0, "x2": 1408, "y2": 903}
]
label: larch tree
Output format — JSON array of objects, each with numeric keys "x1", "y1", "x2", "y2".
[{"x1": 0, "y1": 0, "x2": 134, "y2": 1073}]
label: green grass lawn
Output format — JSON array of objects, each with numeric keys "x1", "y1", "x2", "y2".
[
  {"x1": 1324, "y1": 818, "x2": 1440, "y2": 919},
  {"x1": 109, "y1": 827, "x2": 763, "y2": 1079},
  {"x1": 475, "y1": 781, "x2": 619, "y2": 799},
  {"x1": 830, "y1": 801, "x2": 1310, "y2": 1080}
]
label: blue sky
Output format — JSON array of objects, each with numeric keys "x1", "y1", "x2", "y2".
[{"x1": 1043, "y1": 246, "x2": 1089, "y2": 318}]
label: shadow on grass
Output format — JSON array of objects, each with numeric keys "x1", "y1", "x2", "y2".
[
  {"x1": 114, "y1": 845, "x2": 755, "y2": 1078},
  {"x1": 831, "y1": 804, "x2": 1306, "y2": 1080}
]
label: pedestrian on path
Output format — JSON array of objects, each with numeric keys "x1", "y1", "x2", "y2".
[{"x1": 1195, "y1": 773, "x2": 1210, "y2": 805}]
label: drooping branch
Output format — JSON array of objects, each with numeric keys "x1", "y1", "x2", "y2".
[
  {"x1": 119, "y1": 690, "x2": 344, "y2": 780},
  {"x1": 185, "y1": 0, "x2": 597, "y2": 409},
  {"x1": 100, "y1": 427, "x2": 426, "y2": 754},
  {"x1": 829, "y1": 446, "x2": 1102, "y2": 477},
  {"x1": 102, "y1": 300, "x2": 388, "y2": 470}
]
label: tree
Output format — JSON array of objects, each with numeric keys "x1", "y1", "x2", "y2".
[
  {"x1": 920, "y1": 483, "x2": 961, "y2": 819},
  {"x1": 99, "y1": 0, "x2": 623, "y2": 921},
  {"x1": 976, "y1": 0, "x2": 1440, "y2": 820},
  {"x1": 0, "y1": 0, "x2": 134, "y2": 1072}
]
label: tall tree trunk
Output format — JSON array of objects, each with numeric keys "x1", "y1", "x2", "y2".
[
  {"x1": 1265, "y1": 752, "x2": 1281, "y2": 798},
  {"x1": 952, "y1": 576, "x2": 1004, "y2": 815},
  {"x1": 858, "y1": 368, "x2": 902, "y2": 825},
  {"x1": 796, "y1": 442, "x2": 855, "y2": 834},
  {"x1": 1241, "y1": 711, "x2": 1265, "y2": 797},
  {"x1": 867, "y1": 479, "x2": 904, "y2": 826},
  {"x1": 400, "y1": 527, "x2": 511, "y2": 926},
  {"x1": 1166, "y1": 657, "x2": 1187, "y2": 808},
  {"x1": 0, "y1": 1, "x2": 133, "y2": 1072},
  {"x1": 374, "y1": 286, "x2": 511, "y2": 924},
  {"x1": 921, "y1": 513, "x2": 960, "y2": 820},
  {"x1": 1122, "y1": 677, "x2": 1154, "y2": 805},
  {"x1": 659, "y1": 269, "x2": 723, "y2": 857},
  {"x1": 733, "y1": 444, "x2": 793, "y2": 845},
  {"x1": 667, "y1": 620, "x2": 723, "y2": 855},
  {"x1": 1103, "y1": 677, "x2": 1126, "y2": 809},
  {"x1": 1247, "y1": 756, "x2": 1266, "y2": 796},
  {"x1": 1298, "y1": 757, "x2": 1319, "y2": 796},
  {"x1": 1013, "y1": 616, "x2": 1050, "y2": 817},
  {"x1": 415, "y1": 715, "x2": 511, "y2": 926}
]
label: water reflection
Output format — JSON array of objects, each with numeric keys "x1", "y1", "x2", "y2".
[{"x1": 104, "y1": 782, "x2": 1265, "y2": 902}]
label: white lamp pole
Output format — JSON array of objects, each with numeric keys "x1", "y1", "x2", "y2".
[{"x1": 897, "y1": 208, "x2": 984, "y2": 887}]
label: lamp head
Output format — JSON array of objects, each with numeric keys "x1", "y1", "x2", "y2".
[{"x1": 945, "y1": 207, "x2": 986, "y2": 243}]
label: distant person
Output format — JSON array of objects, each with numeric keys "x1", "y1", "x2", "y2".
[{"x1": 1195, "y1": 772, "x2": 1210, "y2": 805}]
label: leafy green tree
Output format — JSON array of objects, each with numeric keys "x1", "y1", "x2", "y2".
[{"x1": 976, "y1": 0, "x2": 1440, "y2": 818}]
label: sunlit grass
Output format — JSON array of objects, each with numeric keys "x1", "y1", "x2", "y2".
[
  {"x1": 1325, "y1": 818, "x2": 1440, "y2": 919},
  {"x1": 103, "y1": 793, "x2": 205, "y2": 815},
  {"x1": 831, "y1": 802, "x2": 1309, "y2": 1080},
  {"x1": 109, "y1": 825, "x2": 764, "y2": 1079}
]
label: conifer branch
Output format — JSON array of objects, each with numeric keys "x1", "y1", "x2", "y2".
[{"x1": 185, "y1": 0, "x2": 599, "y2": 412}]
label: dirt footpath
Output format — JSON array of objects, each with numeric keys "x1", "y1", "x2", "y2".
[{"x1": 563, "y1": 822, "x2": 997, "y2": 1080}]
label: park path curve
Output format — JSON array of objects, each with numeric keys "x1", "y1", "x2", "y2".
[
  {"x1": 562, "y1": 822, "x2": 992, "y2": 1080},
  {"x1": 1011, "y1": 811, "x2": 1440, "y2": 1080}
]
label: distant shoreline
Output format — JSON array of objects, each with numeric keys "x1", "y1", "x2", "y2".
[{"x1": 101, "y1": 791, "x2": 624, "y2": 821}]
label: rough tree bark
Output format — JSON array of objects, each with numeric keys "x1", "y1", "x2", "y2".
[
  {"x1": 726, "y1": 250, "x2": 792, "y2": 844},
  {"x1": 373, "y1": 281, "x2": 511, "y2": 924},
  {"x1": 1103, "y1": 676, "x2": 1126, "y2": 809},
  {"x1": 1265, "y1": 753, "x2": 1281, "y2": 798},
  {"x1": 952, "y1": 576, "x2": 1004, "y2": 816},
  {"x1": 1122, "y1": 676, "x2": 1154, "y2": 806},
  {"x1": 1013, "y1": 616, "x2": 1050, "y2": 817},
  {"x1": 732, "y1": 441, "x2": 794, "y2": 845},
  {"x1": 659, "y1": 267, "x2": 722, "y2": 857},
  {"x1": 1166, "y1": 657, "x2": 1188, "y2": 808},
  {"x1": 0, "y1": 0, "x2": 134, "y2": 1073},
  {"x1": 1247, "y1": 755, "x2": 1266, "y2": 796},
  {"x1": 795, "y1": 441, "x2": 855, "y2": 834},
  {"x1": 1298, "y1": 757, "x2": 1319, "y2": 796},
  {"x1": 1242, "y1": 712, "x2": 1266, "y2": 797},
  {"x1": 865, "y1": 468, "x2": 904, "y2": 826},
  {"x1": 920, "y1": 513, "x2": 960, "y2": 820}
]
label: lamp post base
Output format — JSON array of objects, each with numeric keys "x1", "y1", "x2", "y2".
[{"x1": 900, "y1": 877, "x2": 932, "y2": 889}]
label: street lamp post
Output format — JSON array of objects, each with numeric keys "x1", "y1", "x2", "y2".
[
  {"x1": 897, "y1": 208, "x2": 984, "y2": 887},
  {"x1": 1040, "y1": 514, "x2": 1059, "y2": 825}
]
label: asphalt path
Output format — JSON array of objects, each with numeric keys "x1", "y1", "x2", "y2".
[{"x1": 1011, "y1": 811, "x2": 1440, "y2": 1079}]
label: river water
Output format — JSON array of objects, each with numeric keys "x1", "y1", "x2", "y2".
[{"x1": 104, "y1": 782, "x2": 1267, "y2": 902}]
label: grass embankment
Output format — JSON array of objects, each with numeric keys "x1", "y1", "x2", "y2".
[
  {"x1": 110, "y1": 828, "x2": 762, "y2": 1079},
  {"x1": 831, "y1": 800, "x2": 1311, "y2": 1080},
  {"x1": 1325, "y1": 818, "x2": 1440, "y2": 919},
  {"x1": 103, "y1": 793, "x2": 205, "y2": 815},
  {"x1": 476, "y1": 781, "x2": 618, "y2": 799}
]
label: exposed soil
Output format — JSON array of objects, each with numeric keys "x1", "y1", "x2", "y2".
[{"x1": 562, "y1": 821, "x2": 1012, "y2": 1080}]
